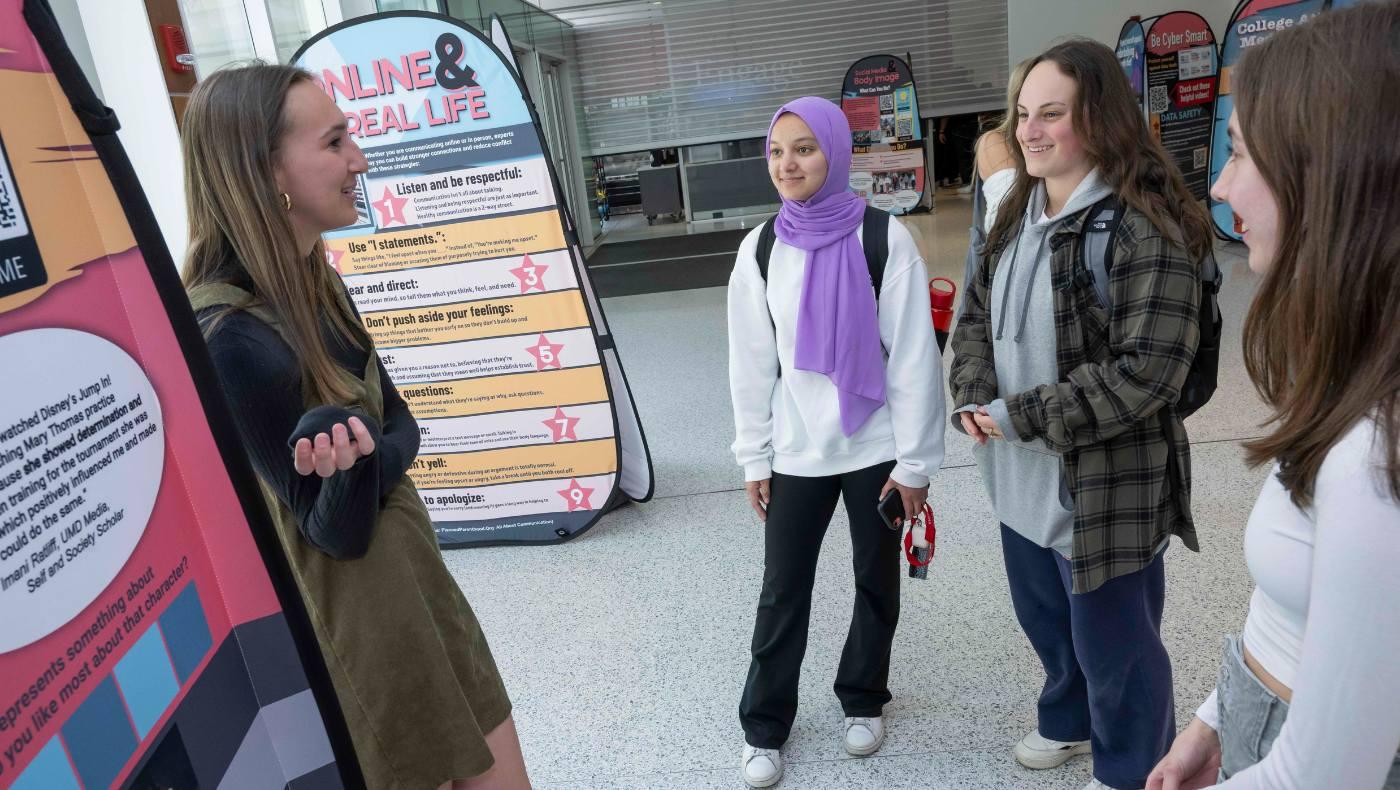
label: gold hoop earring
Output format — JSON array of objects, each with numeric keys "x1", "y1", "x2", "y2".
[{"x1": 281, "y1": 192, "x2": 293, "y2": 211}]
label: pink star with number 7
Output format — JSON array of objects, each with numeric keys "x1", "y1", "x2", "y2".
[
  {"x1": 558, "y1": 479, "x2": 594, "y2": 512},
  {"x1": 372, "y1": 186, "x2": 410, "y2": 227},
  {"x1": 526, "y1": 334, "x2": 564, "y2": 370},
  {"x1": 543, "y1": 407, "x2": 580, "y2": 442},
  {"x1": 509, "y1": 254, "x2": 549, "y2": 294}
]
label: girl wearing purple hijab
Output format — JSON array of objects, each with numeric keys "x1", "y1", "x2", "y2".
[{"x1": 728, "y1": 96, "x2": 946, "y2": 787}]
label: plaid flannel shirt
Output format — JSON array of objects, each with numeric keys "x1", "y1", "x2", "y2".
[{"x1": 951, "y1": 203, "x2": 1201, "y2": 593}]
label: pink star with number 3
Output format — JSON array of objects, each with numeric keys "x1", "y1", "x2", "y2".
[
  {"x1": 558, "y1": 479, "x2": 594, "y2": 512},
  {"x1": 509, "y1": 254, "x2": 549, "y2": 294},
  {"x1": 372, "y1": 187, "x2": 409, "y2": 227},
  {"x1": 543, "y1": 407, "x2": 580, "y2": 442},
  {"x1": 526, "y1": 334, "x2": 564, "y2": 370}
]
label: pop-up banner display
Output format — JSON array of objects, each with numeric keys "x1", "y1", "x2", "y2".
[
  {"x1": 1133, "y1": 11, "x2": 1219, "y2": 202},
  {"x1": 1116, "y1": 19, "x2": 1148, "y2": 104},
  {"x1": 0, "y1": 1, "x2": 359, "y2": 788},
  {"x1": 840, "y1": 55, "x2": 926, "y2": 215},
  {"x1": 1208, "y1": 0, "x2": 1360, "y2": 239},
  {"x1": 293, "y1": 12, "x2": 653, "y2": 549}
]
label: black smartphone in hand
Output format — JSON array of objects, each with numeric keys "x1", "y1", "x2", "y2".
[{"x1": 877, "y1": 488, "x2": 905, "y2": 531}]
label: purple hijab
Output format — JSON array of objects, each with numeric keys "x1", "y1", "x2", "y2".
[{"x1": 767, "y1": 97, "x2": 885, "y2": 436}]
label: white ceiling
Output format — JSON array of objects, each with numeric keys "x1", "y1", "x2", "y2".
[{"x1": 531, "y1": 0, "x2": 669, "y2": 25}]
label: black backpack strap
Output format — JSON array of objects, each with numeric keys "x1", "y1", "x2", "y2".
[
  {"x1": 756, "y1": 216, "x2": 778, "y2": 284},
  {"x1": 862, "y1": 205, "x2": 890, "y2": 299},
  {"x1": 1079, "y1": 195, "x2": 1124, "y2": 307},
  {"x1": 970, "y1": 171, "x2": 986, "y2": 233}
]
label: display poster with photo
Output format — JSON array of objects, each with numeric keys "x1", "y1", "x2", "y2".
[
  {"x1": 294, "y1": 12, "x2": 652, "y2": 549},
  {"x1": 1208, "y1": 0, "x2": 1350, "y2": 239},
  {"x1": 0, "y1": 1, "x2": 359, "y2": 788},
  {"x1": 1116, "y1": 19, "x2": 1148, "y2": 103},
  {"x1": 1140, "y1": 11, "x2": 1219, "y2": 202},
  {"x1": 839, "y1": 55, "x2": 926, "y2": 215}
]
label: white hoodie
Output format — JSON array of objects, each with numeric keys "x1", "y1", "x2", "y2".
[{"x1": 728, "y1": 218, "x2": 946, "y2": 486}]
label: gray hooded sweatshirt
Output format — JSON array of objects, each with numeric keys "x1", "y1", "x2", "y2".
[{"x1": 969, "y1": 171, "x2": 1113, "y2": 556}]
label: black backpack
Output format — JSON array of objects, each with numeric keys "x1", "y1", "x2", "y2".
[
  {"x1": 1078, "y1": 196, "x2": 1222, "y2": 418},
  {"x1": 756, "y1": 205, "x2": 891, "y2": 297}
]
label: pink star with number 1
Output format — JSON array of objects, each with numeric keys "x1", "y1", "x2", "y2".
[
  {"x1": 558, "y1": 479, "x2": 594, "y2": 512},
  {"x1": 543, "y1": 407, "x2": 580, "y2": 442},
  {"x1": 372, "y1": 186, "x2": 410, "y2": 227},
  {"x1": 526, "y1": 334, "x2": 564, "y2": 370},
  {"x1": 325, "y1": 246, "x2": 346, "y2": 274},
  {"x1": 509, "y1": 254, "x2": 549, "y2": 294}
]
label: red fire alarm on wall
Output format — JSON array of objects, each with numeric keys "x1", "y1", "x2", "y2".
[{"x1": 158, "y1": 24, "x2": 194, "y2": 74}]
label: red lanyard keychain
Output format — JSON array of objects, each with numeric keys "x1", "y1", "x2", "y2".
[{"x1": 904, "y1": 503, "x2": 936, "y2": 580}]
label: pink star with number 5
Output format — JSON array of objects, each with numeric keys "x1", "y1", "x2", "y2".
[
  {"x1": 372, "y1": 187, "x2": 409, "y2": 227},
  {"x1": 543, "y1": 407, "x2": 580, "y2": 442},
  {"x1": 509, "y1": 254, "x2": 549, "y2": 294},
  {"x1": 558, "y1": 479, "x2": 594, "y2": 512},
  {"x1": 526, "y1": 334, "x2": 564, "y2": 370}
]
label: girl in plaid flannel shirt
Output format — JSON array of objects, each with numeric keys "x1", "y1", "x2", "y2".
[{"x1": 951, "y1": 39, "x2": 1215, "y2": 790}]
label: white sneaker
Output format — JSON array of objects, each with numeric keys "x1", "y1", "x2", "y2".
[
  {"x1": 957, "y1": 183, "x2": 975, "y2": 195},
  {"x1": 1012, "y1": 730, "x2": 1091, "y2": 769},
  {"x1": 741, "y1": 744, "x2": 783, "y2": 788},
  {"x1": 843, "y1": 716, "x2": 885, "y2": 756},
  {"x1": 1084, "y1": 779, "x2": 1141, "y2": 790}
]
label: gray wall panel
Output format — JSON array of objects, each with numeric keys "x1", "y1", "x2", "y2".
[{"x1": 558, "y1": 0, "x2": 1009, "y2": 155}]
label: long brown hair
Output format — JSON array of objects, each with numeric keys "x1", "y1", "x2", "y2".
[
  {"x1": 181, "y1": 63, "x2": 364, "y2": 406},
  {"x1": 995, "y1": 58, "x2": 1033, "y2": 142},
  {"x1": 975, "y1": 58, "x2": 1032, "y2": 172},
  {"x1": 1234, "y1": 2, "x2": 1400, "y2": 506},
  {"x1": 985, "y1": 39, "x2": 1214, "y2": 263}
]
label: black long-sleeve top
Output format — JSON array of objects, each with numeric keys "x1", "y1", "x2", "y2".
[{"x1": 199, "y1": 299, "x2": 419, "y2": 560}]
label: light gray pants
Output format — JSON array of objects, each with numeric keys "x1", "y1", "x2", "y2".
[{"x1": 1215, "y1": 634, "x2": 1400, "y2": 786}]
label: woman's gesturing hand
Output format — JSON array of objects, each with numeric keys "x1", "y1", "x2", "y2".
[{"x1": 293, "y1": 416, "x2": 377, "y2": 478}]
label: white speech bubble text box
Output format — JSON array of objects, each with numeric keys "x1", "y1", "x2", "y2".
[{"x1": 0, "y1": 329, "x2": 163, "y2": 654}]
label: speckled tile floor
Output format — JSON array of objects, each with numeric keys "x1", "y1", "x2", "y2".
[{"x1": 441, "y1": 199, "x2": 1269, "y2": 789}]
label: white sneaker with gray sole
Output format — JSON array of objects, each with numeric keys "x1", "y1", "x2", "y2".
[
  {"x1": 741, "y1": 744, "x2": 783, "y2": 788},
  {"x1": 1013, "y1": 730, "x2": 1091, "y2": 769},
  {"x1": 843, "y1": 716, "x2": 885, "y2": 756}
]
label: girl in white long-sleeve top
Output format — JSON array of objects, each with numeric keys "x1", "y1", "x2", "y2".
[
  {"x1": 728, "y1": 96, "x2": 945, "y2": 788},
  {"x1": 1148, "y1": 5, "x2": 1400, "y2": 789}
]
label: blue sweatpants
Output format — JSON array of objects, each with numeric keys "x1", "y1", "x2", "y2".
[{"x1": 1000, "y1": 525, "x2": 1174, "y2": 790}]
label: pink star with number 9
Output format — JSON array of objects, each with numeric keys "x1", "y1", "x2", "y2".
[
  {"x1": 558, "y1": 479, "x2": 594, "y2": 512},
  {"x1": 372, "y1": 187, "x2": 410, "y2": 227},
  {"x1": 526, "y1": 334, "x2": 564, "y2": 370},
  {"x1": 543, "y1": 407, "x2": 580, "y2": 442},
  {"x1": 509, "y1": 254, "x2": 549, "y2": 294}
]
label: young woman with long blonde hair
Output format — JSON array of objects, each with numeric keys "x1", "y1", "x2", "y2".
[{"x1": 181, "y1": 64, "x2": 530, "y2": 790}]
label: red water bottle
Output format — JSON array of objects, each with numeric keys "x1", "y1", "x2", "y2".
[{"x1": 929, "y1": 277, "x2": 956, "y2": 353}]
